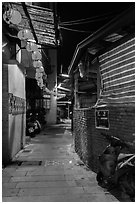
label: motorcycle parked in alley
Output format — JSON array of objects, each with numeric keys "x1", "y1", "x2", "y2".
[
  {"x1": 34, "y1": 108, "x2": 47, "y2": 125},
  {"x1": 96, "y1": 133, "x2": 135, "y2": 201},
  {"x1": 26, "y1": 111, "x2": 41, "y2": 138}
]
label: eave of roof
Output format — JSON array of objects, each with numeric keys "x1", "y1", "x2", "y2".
[
  {"x1": 11, "y1": 2, "x2": 56, "y2": 47},
  {"x1": 68, "y1": 5, "x2": 135, "y2": 75}
]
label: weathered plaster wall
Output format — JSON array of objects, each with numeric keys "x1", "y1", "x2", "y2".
[{"x1": 2, "y1": 61, "x2": 26, "y2": 165}]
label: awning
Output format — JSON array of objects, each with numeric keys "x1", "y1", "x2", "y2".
[{"x1": 11, "y1": 2, "x2": 56, "y2": 47}]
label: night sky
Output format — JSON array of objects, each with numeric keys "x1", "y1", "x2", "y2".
[{"x1": 57, "y1": 2, "x2": 134, "y2": 73}]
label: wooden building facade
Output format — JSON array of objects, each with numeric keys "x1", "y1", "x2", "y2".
[{"x1": 68, "y1": 6, "x2": 135, "y2": 172}]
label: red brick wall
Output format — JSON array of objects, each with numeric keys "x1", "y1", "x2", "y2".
[{"x1": 73, "y1": 105, "x2": 135, "y2": 172}]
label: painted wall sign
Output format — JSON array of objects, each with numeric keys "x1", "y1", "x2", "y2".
[
  {"x1": 95, "y1": 110, "x2": 109, "y2": 129},
  {"x1": 8, "y1": 93, "x2": 26, "y2": 115}
]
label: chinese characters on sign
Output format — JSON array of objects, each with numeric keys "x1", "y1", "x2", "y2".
[
  {"x1": 8, "y1": 93, "x2": 26, "y2": 115},
  {"x1": 95, "y1": 110, "x2": 109, "y2": 129}
]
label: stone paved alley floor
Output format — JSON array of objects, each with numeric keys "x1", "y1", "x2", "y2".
[{"x1": 2, "y1": 120, "x2": 128, "y2": 202}]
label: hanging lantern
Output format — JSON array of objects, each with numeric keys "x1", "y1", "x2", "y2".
[
  {"x1": 35, "y1": 76, "x2": 42, "y2": 81},
  {"x1": 37, "y1": 78, "x2": 43, "y2": 83},
  {"x1": 39, "y1": 66, "x2": 44, "y2": 72},
  {"x1": 26, "y1": 41, "x2": 38, "y2": 52},
  {"x1": 36, "y1": 68, "x2": 43, "y2": 74},
  {"x1": 37, "y1": 79, "x2": 44, "y2": 88},
  {"x1": 32, "y1": 51, "x2": 42, "y2": 60},
  {"x1": 35, "y1": 72, "x2": 43, "y2": 77},
  {"x1": 18, "y1": 29, "x2": 33, "y2": 40},
  {"x1": 35, "y1": 68, "x2": 41, "y2": 73},
  {"x1": 33, "y1": 60, "x2": 42, "y2": 68},
  {"x1": 37, "y1": 79, "x2": 44, "y2": 86},
  {"x1": 35, "y1": 75, "x2": 43, "y2": 80},
  {"x1": 43, "y1": 73, "x2": 47, "y2": 80},
  {"x1": 35, "y1": 72, "x2": 43, "y2": 79},
  {"x1": 10, "y1": 10, "x2": 22, "y2": 25}
]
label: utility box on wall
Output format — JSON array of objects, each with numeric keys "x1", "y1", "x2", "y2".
[{"x1": 95, "y1": 110, "x2": 109, "y2": 129}]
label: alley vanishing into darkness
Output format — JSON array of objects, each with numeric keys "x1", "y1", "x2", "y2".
[{"x1": 2, "y1": 120, "x2": 128, "y2": 202}]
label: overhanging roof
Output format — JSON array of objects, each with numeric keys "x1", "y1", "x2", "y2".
[
  {"x1": 11, "y1": 2, "x2": 56, "y2": 47},
  {"x1": 68, "y1": 5, "x2": 135, "y2": 75}
]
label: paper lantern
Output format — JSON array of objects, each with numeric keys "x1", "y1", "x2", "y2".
[
  {"x1": 35, "y1": 76, "x2": 42, "y2": 81},
  {"x1": 37, "y1": 78, "x2": 43, "y2": 83},
  {"x1": 32, "y1": 51, "x2": 42, "y2": 60},
  {"x1": 37, "y1": 79, "x2": 44, "y2": 87},
  {"x1": 10, "y1": 10, "x2": 22, "y2": 25},
  {"x1": 35, "y1": 72, "x2": 43, "y2": 79},
  {"x1": 35, "y1": 68, "x2": 43, "y2": 74},
  {"x1": 43, "y1": 73, "x2": 47, "y2": 80},
  {"x1": 33, "y1": 60, "x2": 42, "y2": 68},
  {"x1": 35, "y1": 72, "x2": 43, "y2": 77},
  {"x1": 38, "y1": 83, "x2": 44, "y2": 89},
  {"x1": 18, "y1": 29, "x2": 33, "y2": 40},
  {"x1": 26, "y1": 41, "x2": 38, "y2": 52},
  {"x1": 40, "y1": 66, "x2": 44, "y2": 72},
  {"x1": 35, "y1": 75, "x2": 43, "y2": 80}
]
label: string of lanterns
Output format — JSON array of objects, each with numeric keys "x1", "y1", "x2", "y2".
[
  {"x1": 3, "y1": 3, "x2": 47, "y2": 90},
  {"x1": 18, "y1": 28, "x2": 45, "y2": 89}
]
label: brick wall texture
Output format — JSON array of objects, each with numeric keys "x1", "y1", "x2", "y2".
[
  {"x1": 2, "y1": 64, "x2": 10, "y2": 164},
  {"x1": 73, "y1": 105, "x2": 135, "y2": 172}
]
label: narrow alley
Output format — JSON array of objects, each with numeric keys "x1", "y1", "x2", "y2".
[
  {"x1": 2, "y1": 2, "x2": 135, "y2": 202},
  {"x1": 3, "y1": 120, "x2": 122, "y2": 202}
]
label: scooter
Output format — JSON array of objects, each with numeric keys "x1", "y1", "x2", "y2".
[
  {"x1": 96, "y1": 133, "x2": 135, "y2": 201},
  {"x1": 26, "y1": 112, "x2": 41, "y2": 137}
]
